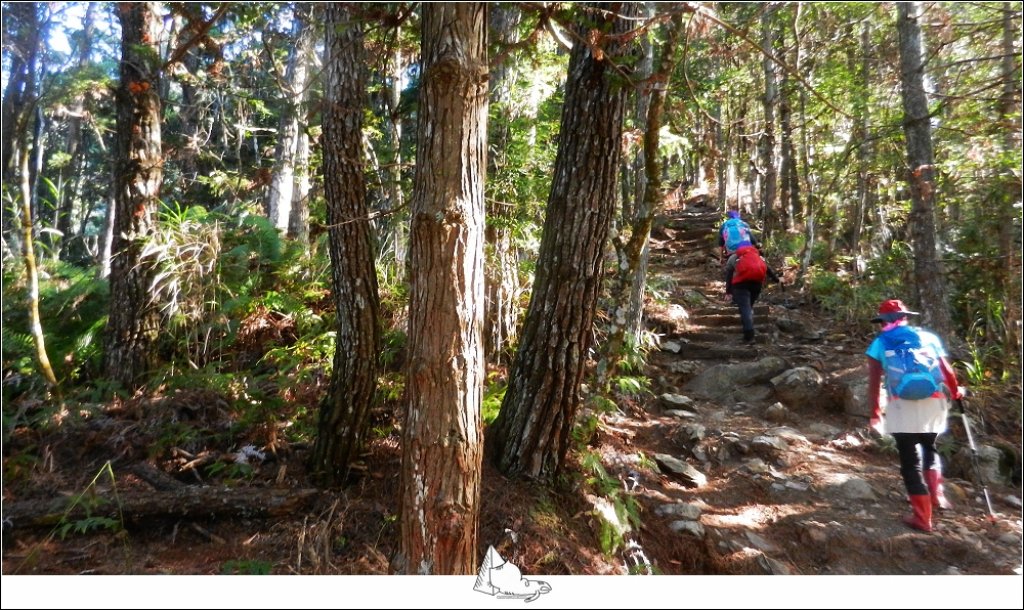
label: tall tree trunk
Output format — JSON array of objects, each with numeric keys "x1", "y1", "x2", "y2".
[
  {"x1": 288, "y1": 5, "x2": 318, "y2": 245},
  {"x1": 602, "y1": 6, "x2": 680, "y2": 384},
  {"x1": 5, "y1": 2, "x2": 58, "y2": 391},
  {"x1": 998, "y1": 2, "x2": 1022, "y2": 376},
  {"x1": 489, "y1": 2, "x2": 639, "y2": 481},
  {"x1": 288, "y1": 128, "x2": 311, "y2": 244},
  {"x1": 104, "y1": 2, "x2": 164, "y2": 389},
  {"x1": 484, "y1": 3, "x2": 523, "y2": 364},
  {"x1": 759, "y1": 5, "x2": 779, "y2": 240},
  {"x1": 851, "y1": 22, "x2": 873, "y2": 259},
  {"x1": 311, "y1": 5, "x2": 381, "y2": 487},
  {"x1": 384, "y1": 29, "x2": 407, "y2": 267},
  {"x1": 400, "y1": 3, "x2": 487, "y2": 575},
  {"x1": 56, "y1": 3, "x2": 97, "y2": 260},
  {"x1": 714, "y1": 95, "x2": 727, "y2": 209},
  {"x1": 266, "y1": 3, "x2": 314, "y2": 233},
  {"x1": 17, "y1": 135, "x2": 59, "y2": 391},
  {"x1": 895, "y1": 3, "x2": 953, "y2": 339},
  {"x1": 2, "y1": 2, "x2": 41, "y2": 253},
  {"x1": 797, "y1": 61, "x2": 813, "y2": 283},
  {"x1": 779, "y1": 6, "x2": 799, "y2": 231}
]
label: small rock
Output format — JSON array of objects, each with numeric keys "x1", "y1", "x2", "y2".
[
  {"x1": 655, "y1": 503, "x2": 703, "y2": 520},
  {"x1": 654, "y1": 453, "x2": 708, "y2": 488},
  {"x1": 669, "y1": 520, "x2": 705, "y2": 538},
  {"x1": 798, "y1": 521, "x2": 829, "y2": 545},
  {"x1": 661, "y1": 393, "x2": 695, "y2": 408},
  {"x1": 998, "y1": 532, "x2": 1019, "y2": 545},
  {"x1": 662, "y1": 341, "x2": 683, "y2": 354},
  {"x1": 806, "y1": 422, "x2": 841, "y2": 438},
  {"x1": 945, "y1": 566, "x2": 962, "y2": 576},
  {"x1": 755, "y1": 553, "x2": 792, "y2": 575},
  {"x1": 745, "y1": 531, "x2": 780, "y2": 553},
  {"x1": 668, "y1": 361, "x2": 701, "y2": 375},
  {"x1": 1004, "y1": 495, "x2": 1022, "y2": 509},
  {"x1": 678, "y1": 423, "x2": 707, "y2": 442},
  {"x1": 785, "y1": 481, "x2": 809, "y2": 492},
  {"x1": 765, "y1": 402, "x2": 789, "y2": 423},
  {"x1": 826, "y1": 474, "x2": 877, "y2": 501},
  {"x1": 665, "y1": 409, "x2": 698, "y2": 419},
  {"x1": 770, "y1": 483, "x2": 786, "y2": 493},
  {"x1": 751, "y1": 435, "x2": 790, "y2": 458},
  {"x1": 745, "y1": 458, "x2": 770, "y2": 474}
]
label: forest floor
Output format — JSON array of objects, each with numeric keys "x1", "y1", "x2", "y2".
[{"x1": 3, "y1": 200, "x2": 1021, "y2": 593}]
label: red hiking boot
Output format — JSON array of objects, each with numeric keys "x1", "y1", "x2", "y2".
[
  {"x1": 903, "y1": 494, "x2": 933, "y2": 532},
  {"x1": 925, "y1": 469, "x2": 952, "y2": 510}
]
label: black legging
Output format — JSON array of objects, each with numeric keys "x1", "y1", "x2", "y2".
[
  {"x1": 893, "y1": 432, "x2": 938, "y2": 496},
  {"x1": 732, "y1": 280, "x2": 762, "y2": 336}
]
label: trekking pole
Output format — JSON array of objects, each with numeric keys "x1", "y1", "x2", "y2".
[{"x1": 956, "y1": 397, "x2": 998, "y2": 521}]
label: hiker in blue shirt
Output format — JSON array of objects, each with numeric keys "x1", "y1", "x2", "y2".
[
  {"x1": 717, "y1": 209, "x2": 759, "y2": 264},
  {"x1": 865, "y1": 299, "x2": 963, "y2": 533}
]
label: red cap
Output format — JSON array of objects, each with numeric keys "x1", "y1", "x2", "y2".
[{"x1": 871, "y1": 299, "x2": 919, "y2": 323}]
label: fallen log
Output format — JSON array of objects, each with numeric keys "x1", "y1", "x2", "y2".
[{"x1": 3, "y1": 486, "x2": 321, "y2": 530}]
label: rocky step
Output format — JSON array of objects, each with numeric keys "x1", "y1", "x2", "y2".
[
  {"x1": 661, "y1": 343, "x2": 766, "y2": 360},
  {"x1": 688, "y1": 314, "x2": 772, "y2": 328},
  {"x1": 661, "y1": 227, "x2": 717, "y2": 242},
  {"x1": 662, "y1": 220, "x2": 720, "y2": 233},
  {"x1": 690, "y1": 305, "x2": 770, "y2": 317},
  {"x1": 678, "y1": 331, "x2": 771, "y2": 344}
]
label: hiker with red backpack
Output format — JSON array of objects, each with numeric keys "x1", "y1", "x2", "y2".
[
  {"x1": 723, "y1": 244, "x2": 779, "y2": 344},
  {"x1": 865, "y1": 299, "x2": 964, "y2": 533}
]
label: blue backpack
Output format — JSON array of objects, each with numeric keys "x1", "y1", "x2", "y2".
[
  {"x1": 880, "y1": 326, "x2": 945, "y2": 400},
  {"x1": 721, "y1": 218, "x2": 752, "y2": 252}
]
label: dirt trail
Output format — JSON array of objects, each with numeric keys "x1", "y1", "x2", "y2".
[
  {"x1": 3, "y1": 203, "x2": 1020, "y2": 582},
  {"x1": 592, "y1": 201, "x2": 1023, "y2": 575}
]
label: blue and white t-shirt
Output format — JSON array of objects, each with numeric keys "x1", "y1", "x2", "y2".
[{"x1": 866, "y1": 325, "x2": 950, "y2": 434}]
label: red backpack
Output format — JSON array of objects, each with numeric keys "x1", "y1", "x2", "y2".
[{"x1": 732, "y1": 245, "x2": 767, "y2": 284}]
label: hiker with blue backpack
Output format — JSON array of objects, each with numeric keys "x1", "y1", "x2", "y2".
[
  {"x1": 718, "y1": 209, "x2": 759, "y2": 264},
  {"x1": 865, "y1": 299, "x2": 964, "y2": 533}
]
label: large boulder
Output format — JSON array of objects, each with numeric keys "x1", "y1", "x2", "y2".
[
  {"x1": 770, "y1": 367, "x2": 825, "y2": 408},
  {"x1": 949, "y1": 443, "x2": 1007, "y2": 486},
  {"x1": 683, "y1": 356, "x2": 789, "y2": 402},
  {"x1": 825, "y1": 366, "x2": 872, "y2": 418}
]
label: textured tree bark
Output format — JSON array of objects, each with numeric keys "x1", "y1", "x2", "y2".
[
  {"x1": 896, "y1": 2, "x2": 953, "y2": 340},
  {"x1": 104, "y1": 2, "x2": 164, "y2": 389},
  {"x1": 312, "y1": 5, "x2": 381, "y2": 487},
  {"x1": 400, "y1": 3, "x2": 488, "y2": 575},
  {"x1": 489, "y1": 2, "x2": 638, "y2": 481}
]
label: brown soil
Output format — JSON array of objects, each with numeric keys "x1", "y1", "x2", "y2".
[{"x1": 3, "y1": 201, "x2": 1021, "y2": 602}]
